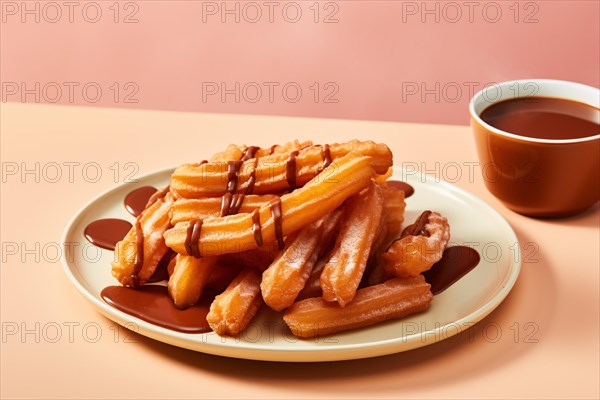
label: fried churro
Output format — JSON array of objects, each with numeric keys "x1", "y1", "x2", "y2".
[
  {"x1": 112, "y1": 192, "x2": 175, "y2": 287},
  {"x1": 164, "y1": 152, "x2": 375, "y2": 257},
  {"x1": 380, "y1": 185, "x2": 406, "y2": 242},
  {"x1": 168, "y1": 255, "x2": 217, "y2": 309},
  {"x1": 284, "y1": 275, "x2": 433, "y2": 338},
  {"x1": 170, "y1": 194, "x2": 277, "y2": 224},
  {"x1": 320, "y1": 180, "x2": 384, "y2": 307},
  {"x1": 363, "y1": 184, "x2": 406, "y2": 286},
  {"x1": 206, "y1": 269, "x2": 263, "y2": 336},
  {"x1": 383, "y1": 211, "x2": 450, "y2": 277},
  {"x1": 261, "y1": 208, "x2": 343, "y2": 311},
  {"x1": 170, "y1": 140, "x2": 392, "y2": 198}
]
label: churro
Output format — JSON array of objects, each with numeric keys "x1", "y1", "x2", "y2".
[
  {"x1": 112, "y1": 192, "x2": 175, "y2": 287},
  {"x1": 168, "y1": 255, "x2": 217, "y2": 309},
  {"x1": 363, "y1": 184, "x2": 406, "y2": 285},
  {"x1": 284, "y1": 275, "x2": 433, "y2": 338},
  {"x1": 383, "y1": 211, "x2": 450, "y2": 277},
  {"x1": 380, "y1": 185, "x2": 406, "y2": 242},
  {"x1": 261, "y1": 208, "x2": 343, "y2": 311},
  {"x1": 320, "y1": 180, "x2": 384, "y2": 307},
  {"x1": 170, "y1": 194, "x2": 277, "y2": 224},
  {"x1": 206, "y1": 269, "x2": 263, "y2": 336},
  {"x1": 164, "y1": 152, "x2": 375, "y2": 257},
  {"x1": 170, "y1": 140, "x2": 392, "y2": 198}
]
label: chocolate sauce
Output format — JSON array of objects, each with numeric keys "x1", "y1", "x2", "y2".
[
  {"x1": 246, "y1": 169, "x2": 256, "y2": 195},
  {"x1": 251, "y1": 209, "x2": 264, "y2": 246},
  {"x1": 220, "y1": 193, "x2": 246, "y2": 217},
  {"x1": 386, "y1": 180, "x2": 415, "y2": 198},
  {"x1": 322, "y1": 144, "x2": 332, "y2": 169},
  {"x1": 268, "y1": 144, "x2": 278, "y2": 155},
  {"x1": 480, "y1": 97, "x2": 600, "y2": 140},
  {"x1": 286, "y1": 150, "x2": 299, "y2": 190},
  {"x1": 401, "y1": 210, "x2": 432, "y2": 238},
  {"x1": 184, "y1": 219, "x2": 203, "y2": 258},
  {"x1": 124, "y1": 186, "x2": 158, "y2": 217},
  {"x1": 270, "y1": 198, "x2": 285, "y2": 250},
  {"x1": 84, "y1": 219, "x2": 132, "y2": 251},
  {"x1": 100, "y1": 285, "x2": 212, "y2": 334},
  {"x1": 220, "y1": 192, "x2": 233, "y2": 217},
  {"x1": 184, "y1": 220, "x2": 195, "y2": 256},
  {"x1": 242, "y1": 146, "x2": 260, "y2": 161},
  {"x1": 423, "y1": 246, "x2": 481, "y2": 295},
  {"x1": 230, "y1": 193, "x2": 245, "y2": 215},
  {"x1": 226, "y1": 160, "x2": 243, "y2": 194}
]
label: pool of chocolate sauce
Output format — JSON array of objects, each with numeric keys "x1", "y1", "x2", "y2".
[
  {"x1": 101, "y1": 285, "x2": 213, "y2": 333},
  {"x1": 423, "y1": 246, "x2": 481, "y2": 295},
  {"x1": 84, "y1": 219, "x2": 133, "y2": 251},
  {"x1": 84, "y1": 152, "x2": 481, "y2": 335},
  {"x1": 124, "y1": 186, "x2": 158, "y2": 217}
]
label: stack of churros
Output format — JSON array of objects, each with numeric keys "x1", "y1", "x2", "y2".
[{"x1": 111, "y1": 140, "x2": 451, "y2": 338}]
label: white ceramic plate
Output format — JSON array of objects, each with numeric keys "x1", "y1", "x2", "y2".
[{"x1": 61, "y1": 167, "x2": 521, "y2": 362}]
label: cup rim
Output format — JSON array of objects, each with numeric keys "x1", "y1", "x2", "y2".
[{"x1": 469, "y1": 79, "x2": 600, "y2": 144}]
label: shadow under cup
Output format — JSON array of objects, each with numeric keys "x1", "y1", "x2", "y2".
[{"x1": 470, "y1": 80, "x2": 600, "y2": 218}]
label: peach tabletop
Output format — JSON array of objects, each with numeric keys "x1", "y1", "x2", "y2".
[{"x1": 1, "y1": 103, "x2": 599, "y2": 399}]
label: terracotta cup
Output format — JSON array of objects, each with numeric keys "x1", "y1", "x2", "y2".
[{"x1": 470, "y1": 79, "x2": 599, "y2": 217}]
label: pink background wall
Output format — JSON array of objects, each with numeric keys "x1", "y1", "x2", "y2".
[{"x1": 1, "y1": 0, "x2": 599, "y2": 125}]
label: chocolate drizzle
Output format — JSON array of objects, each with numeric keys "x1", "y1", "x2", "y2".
[
  {"x1": 322, "y1": 144, "x2": 332, "y2": 169},
  {"x1": 268, "y1": 144, "x2": 278, "y2": 155},
  {"x1": 130, "y1": 220, "x2": 144, "y2": 288},
  {"x1": 251, "y1": 209, "x2": 264, "y2": 246},
  {"x1": 230, "y1": 193, "x2": 245, "y2": 215},
  {"x1": 240, "y1": 146, "x2": 260, "y2": 195},
  {"x1": 226, "y1": 160, "x2": 243, "y2": 194},
  {"x1": 270, "y1": 198, "x2": 285, "y2": 250},
  {"x1": 401, "y1": 210, "x2": 432, "y2": 239},
  {"x1": 286, "y1": 150, "x2": 299, "y2": 190},
  {"x1": 220, "y1": 193, "x2": 233, "y2": 217},
  {"x1": 242, "y1": 146, "x2": 260, "y2": 161},
  {"x1": 220, "y1": 193, "x2": 246, "y2": 217},
  {"x1": 184, "y1": 219, "x2": 203, "y2": 258}
]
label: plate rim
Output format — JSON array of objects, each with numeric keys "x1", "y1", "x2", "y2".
[{"x1": 60, "y1": 166, "x2": 522, "y2": 361}]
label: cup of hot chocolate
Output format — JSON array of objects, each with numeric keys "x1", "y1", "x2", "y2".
[{"x1": 470, "y1": 79, "x2": 599, "y2": 217}]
